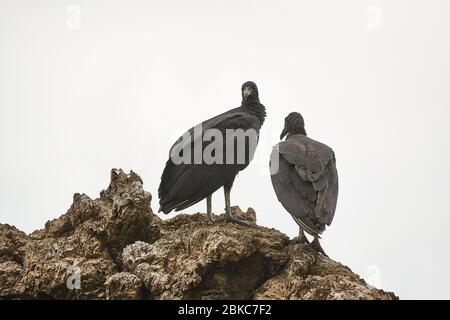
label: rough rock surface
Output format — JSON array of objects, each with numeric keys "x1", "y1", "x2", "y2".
[{"x1": 0, "y1": 169, "x2": 397, "y2": 300}]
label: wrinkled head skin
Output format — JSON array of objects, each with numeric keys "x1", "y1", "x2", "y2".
[
  {"x1": 241, "y1": 81, "x2": 259, "y2": 102},
  {"x1": 280, "y1": 112, "x2": 306, "y2": 140}
]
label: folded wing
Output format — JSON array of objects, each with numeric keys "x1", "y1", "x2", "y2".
[
  {"x1": 159, "y1": 109, "x2": 262, "y2": 213},
  {"x1": 270, "y1": 134, "x2": 338, "y2": 236}
]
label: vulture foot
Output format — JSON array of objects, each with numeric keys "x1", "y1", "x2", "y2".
[
  {"x1": 292, "y1": 227, "x2": 310, "y2": 245},
  {"x1": 310, "y1": 237, "x2": 328, "y2": 257},
  {"x1": 292, "y1": 236, "x2": 310, "y2": 245},
  {"x1": 207, "y1": 213, "x2": 215, "y2": 224},
  {"x1": 224, "y1": 214, "x2": 253, "y2": 227}
]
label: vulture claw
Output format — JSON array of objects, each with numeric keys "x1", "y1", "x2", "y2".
[
  {"x1": 310, "y1": 237, "x2": 328, "y2": 257},
  {"x1": 225, "y1": 214, "x2": 253, "y2": 227},
  {"x1": 207, "y1": 213, "x2": 215, "y2": 224},
  {"x1": 292, "y1": 236, "x2": 310, "y2": 245}
]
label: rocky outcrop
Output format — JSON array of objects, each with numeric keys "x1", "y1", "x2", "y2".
[{"x1": 0, "y1": 169, "x2": 397, "y2": 300}]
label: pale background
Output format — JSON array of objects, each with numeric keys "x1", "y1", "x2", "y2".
[{"x1": 1, "y1": 0, "x2": 449, "y2": 299}]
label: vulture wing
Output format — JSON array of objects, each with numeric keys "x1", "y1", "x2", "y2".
[
  {"x1": 270, "y1": 134, "x2": 338, "y2": 236},
  {"x1": 159, "y1": 108, "x2": 262, "y2": 213}
]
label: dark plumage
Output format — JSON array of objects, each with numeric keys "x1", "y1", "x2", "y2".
[
  {"x1": 270, "y1": 112, "x2": 338, "y2": 256},
  {"x1": 159, "y1": 81, "x2": 266, "y2": 224}
]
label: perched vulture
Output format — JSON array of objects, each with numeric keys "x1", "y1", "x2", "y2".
[
  {"x1": 159, "y1": 81, "x2": 266, "y2": 225},
  {"x1": 270, "y1": 112, "x2": 338, "y2": 256}
]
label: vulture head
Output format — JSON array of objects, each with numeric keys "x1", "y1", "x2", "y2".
[
  {"x1": 280, "y1": 112, "x2": 306, "y2": 140},
  {"x1": 241, "y1": 81, "x2": 259, "y2": 102}
]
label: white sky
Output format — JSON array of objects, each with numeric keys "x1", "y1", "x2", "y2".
[{"x1": 1, "y1": 0, "x2": 450, "y2": 299}]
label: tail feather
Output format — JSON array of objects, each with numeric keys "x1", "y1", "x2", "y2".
[{"x1": 291, "y1": 214, "x2": 322, "y2": 239}]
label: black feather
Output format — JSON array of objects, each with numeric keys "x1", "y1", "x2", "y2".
[
  {"x1": 158, "y1": 82, "x2": 266, "y2": 214},
  {"x1": 270, "y1": 114, "x2": 338, "y2": 237}
]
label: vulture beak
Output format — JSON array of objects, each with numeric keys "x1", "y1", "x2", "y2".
[
  {"x1": 243, "y1": 86, "x2": 253, "y2": 99},
  {"x1": 280, "y1": 127, "x2": 288, "y2": 140}
]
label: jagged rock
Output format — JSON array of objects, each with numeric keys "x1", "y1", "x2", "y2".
[
  {"x1": 18, "y1": 235, "x2": 115, "y2": 299},
  {"x1": 105, "y1": 272, "x2": 144, "y2": 300},
  {"x1": 0, "y1": 169, "x2": 397, "y2": 300},
  {"x1": 252, "y1": 244, "x2": 395, "y2": 300},
  {"x1": 122, "y1": 211, "x2": 396, "y2": 300},
  {"x1": 34, "y1": 169, "x2": 160, "y2": 263},
  {"x1": 0, "y1": 224, "x2": 28, "y2": 297},
  {"x1": 0, "y1": 169, "x2": 158, "y2": 299},
  {"x1": 122, "y1": 211, "x2": 288, "y2": 300}
]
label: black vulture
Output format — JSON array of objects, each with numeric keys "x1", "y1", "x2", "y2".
[
  {"x1": 270, "y1": 112, "x2": 338, "y2": 256},
  {"x1": 158, "y1": 81, "x2": 266, "y2": 225}
]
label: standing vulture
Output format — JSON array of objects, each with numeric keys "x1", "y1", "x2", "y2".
[
  {"x1": 159, "y1": 81, "x2": 266, "y2": 225},
  {"x1": 270, "y1": 112, "x2": 338, "y2": 256}
]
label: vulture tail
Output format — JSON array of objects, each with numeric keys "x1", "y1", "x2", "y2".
[{"x1": 291, "y1": 214, "x2": 322, "y2": 238}]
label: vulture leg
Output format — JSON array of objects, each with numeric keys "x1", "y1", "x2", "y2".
[
  {"x1": 206, "y1": 194, "x2": 214, "y2": 223},
  {"x1": 224, "y1": 186, "x2": 231, "y2": 215},
  {"x1": 223, "y1": 181, "x2": 251, "y2": 226},
  {"x1": 311, "y1": 236, "x2": 328, "y2": 257},
  {"x1": 293, "y1": 227, "x2": 310, "y2": 245}
]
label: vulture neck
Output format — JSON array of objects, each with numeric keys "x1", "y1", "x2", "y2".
[
  {"x1": 242, "y1": 97, "x2": 266, "y2": 125},
  {"x1": 288, "y1": 129, "x2": 307, "y2": 138}
]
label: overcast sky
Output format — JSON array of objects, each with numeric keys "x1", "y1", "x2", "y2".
[{"x1": 1, "y1": 0, "x2": 450, "y2": 299}]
